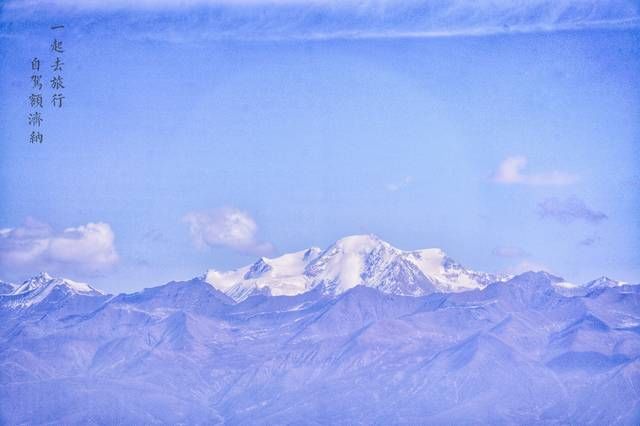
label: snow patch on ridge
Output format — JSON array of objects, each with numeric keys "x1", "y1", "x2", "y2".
[{"x1": 205, "y1": 247, "x2": 322, "y2": 298}]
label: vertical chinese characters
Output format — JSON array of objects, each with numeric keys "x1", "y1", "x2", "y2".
[
  {"x1": 28, "y1": 57, "x2": 43, "y2": 143},
  {"x1": 28, "y1": 25, "x2": 66, "y2": 144},
  {"x1": 50, "y1": 32, "x2": 65, "y2": 109}
]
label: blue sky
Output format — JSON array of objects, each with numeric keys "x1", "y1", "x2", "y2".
[{"x1": 1, "y1": 1, "x2": 639, "y2": 292}]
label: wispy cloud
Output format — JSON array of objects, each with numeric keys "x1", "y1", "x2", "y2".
[
  {"x1": 492, "y1": 155, "x2": 578, "y2": 186},
  {"x1": 492, "y1": 246, "x2": 529, "y2": 259},
  {"x1": 385, "y1": 176, "x2": 413, "y2": 192},
  {"x1": 537, "y1": 197, "x2": 607, "y2": 224},
  {"x1": 0, "y1": 218, "x2": 119, "y2": 276},
  {"x1": 3, "y1": 1, "x2": 639, "y2": 41},
  {"x1": 183, "y1": 207, "x2": 273, "y2": 255}
]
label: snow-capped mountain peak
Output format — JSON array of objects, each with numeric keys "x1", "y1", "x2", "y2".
[
  {"x1": 2, "y1": 273, "x2": 105, "y2": 308},
  {"x1": 204, "y1": 247, "x2": 323, "y2": 300},
  {"x1": 304, "y1": 234, "x2": 400, "y2": 294},
  {"x1": 204, "y1": 235, "x2": 510, "y2": 301},
  {"x1": 13, "y1": 272, "x2": 102, "y2": 296},
  {"x1": 12, "y1": 272, "x2": 54, "y2": 294},
  {"x1": 584, "y1": 276, "x2": 627, "y2": 289}
]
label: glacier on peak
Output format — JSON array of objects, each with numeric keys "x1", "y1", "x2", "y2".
[
  {"x1": 1, "y1": 272, "x2": 105, "y2": 309},
  {"x1": 204, "y1": 234, "x2": 511, "y2": 301},
  {"x1": 204, "y1": 247, "x2": 322, "y2": 301}
]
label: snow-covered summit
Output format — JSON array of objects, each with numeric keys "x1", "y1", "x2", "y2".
[
  {"x1": 584, "y1": 276, "x2": 627, "y2": 289},
  {"x1": 204, "y1": 234, "x2": 511, "y2": 301},
  {"x1": 204, "y1": 247, "x2": 323, "y2": 301},
  {"x1": 2, "y1": 272, "x2": 105, "y2": 308},
  {"x1": 12, "y1": 272, "x2": 102, "y2": 295}
]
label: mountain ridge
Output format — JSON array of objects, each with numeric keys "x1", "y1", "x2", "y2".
[
  {"x1": 204, "y1": 234, "x2": 514, "y2": 301},
  {"x1": 0, "y1": 258, "x2": 639, "y2": 423},
  {"x1": 0, "y1": 271, "x2": 106, "y2": 310},
  {"x1": 1, "y1": 235, "x2": 635, "y2": 307}
]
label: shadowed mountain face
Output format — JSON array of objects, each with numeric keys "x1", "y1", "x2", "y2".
[
  {"x1": 1, "y1": 270, "x2": 639, "y2": 424},
  {"x1": 0, "y1": 281, "x2": 17, "y2": 295}
]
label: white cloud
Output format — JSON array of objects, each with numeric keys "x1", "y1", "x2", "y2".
[
  {"x1": 183, "y1": 207, "x2": 273, "y2": 255},
  {"x1": 385, "y1": 176, "x2": 413, "y2": 192},
  {"x1": 0, "y1": 218, "x2": 119, "y2": 275},
  {"x1": 492, "y1": 155, "x2": 578, "y2": 186},
  {"x1": 492, "y1": 246, "x2": 529, "y2": 259},
  {"x1": 506, "y1": 260, "x2": 552, "y2": 275},
  {"x1": 48, "y1": 223, "x2": 119, "y2": 266}
]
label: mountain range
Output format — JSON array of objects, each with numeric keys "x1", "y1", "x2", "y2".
[
  {"x1": 0, "y1": 235, "x2": 638, "y2": 424},
  {"x1": 204, "y1": 234, "x2": 513, "y2": 301}
]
